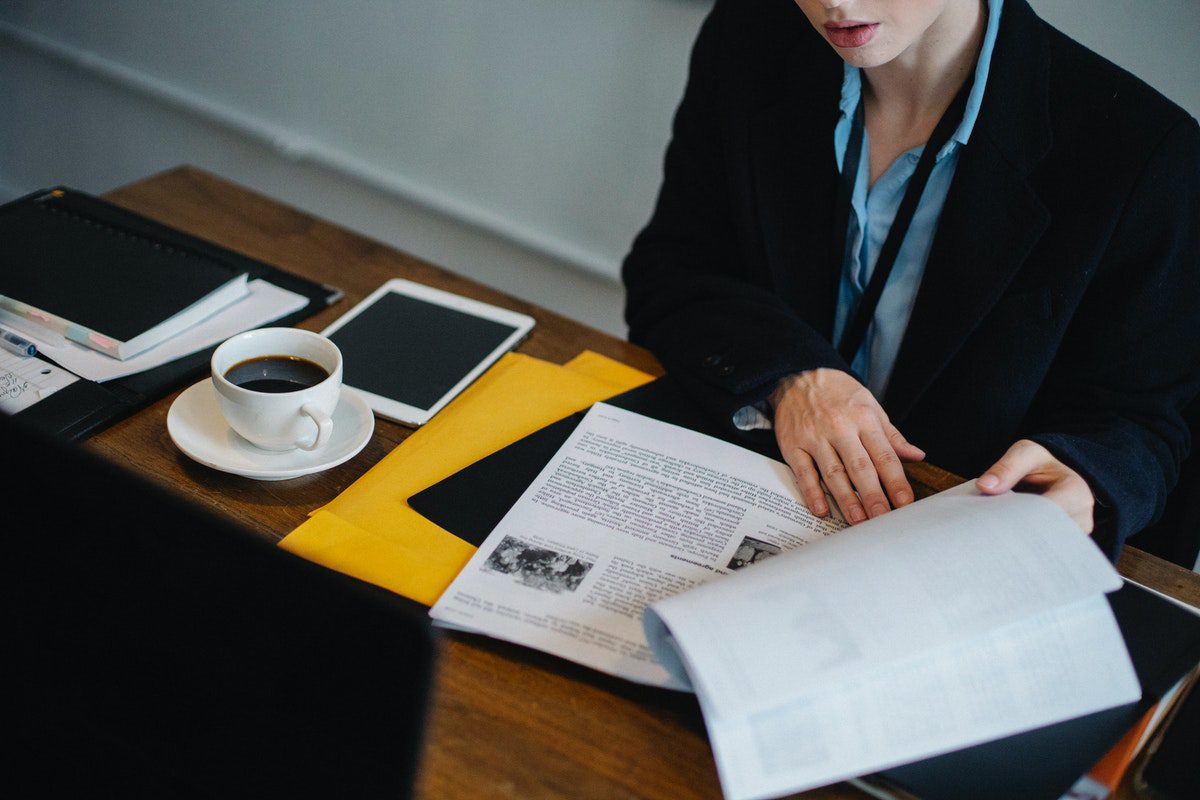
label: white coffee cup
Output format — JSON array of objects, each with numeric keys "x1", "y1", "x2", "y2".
[{"x1": 211, "y1": 327, "x2": 343, "y2": 452}]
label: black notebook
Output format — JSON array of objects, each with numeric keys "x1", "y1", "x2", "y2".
[
  {"x1": 409, "y1": 377, "x2": 1200, "y2": 800},
  {"x1": 0, "y1": 189, "x2": 250, "y2": 360},
  {"x1": 0, "y1": 186, "x2": 340, "y2": 441}
]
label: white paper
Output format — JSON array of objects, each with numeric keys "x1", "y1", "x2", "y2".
[
  {"x1": 645, "y1": 483, "x2": 1123, "y2": 720},
  {"x1": 638, "y1": 465, "x2": 1132, "y2": 796},
  {"x1": 430, "y1": 402, "x2": 848, "y2": 688},
  {"x1": 697, "y1": 595, "x2": 1137, "y2": 800},
  {"x1": 642, "y1": 460, "x2": 1138, "y2": 800},
  {"x1": 430, "y1": 403, "x2": 1139, "y2": 800},
  {"x1": 27, "y1": 279, "x2": 308, "y2": 382},
  {"x1": 0, "y1": 349, "x2": 79, "y2": 414}
]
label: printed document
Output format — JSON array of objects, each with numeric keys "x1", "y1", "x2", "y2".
[
  {"x1": 430, "y1": 403, "x2": 1139, "y2": 799},
  {"x1": 432, "y1": 402, "x2": 849, "y2": 687}
]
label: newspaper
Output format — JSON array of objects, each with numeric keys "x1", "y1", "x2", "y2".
[{"x1": 430, "y1": 403, "x2": 1139, "y2": 799}]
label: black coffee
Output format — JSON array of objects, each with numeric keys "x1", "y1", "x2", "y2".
[{"x1": 224, "y1": 355, "x2": 330, "y2": 393}]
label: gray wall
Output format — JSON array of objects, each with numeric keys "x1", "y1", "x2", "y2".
[{"x1": 2, "y1": 1, "x2": 1198, "y2": 337}]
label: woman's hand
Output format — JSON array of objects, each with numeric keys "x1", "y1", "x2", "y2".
[
  {"x1": 976, "y1": 440, "x2": 1096, "y2": 533},
  {"x1": 770, "y1": 369, "x2": 925, "y2": 523}
]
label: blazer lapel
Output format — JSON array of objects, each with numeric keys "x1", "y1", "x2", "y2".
[
  {"x1": 883, "y1": 0, "x2": 1054, "y2": 422},
  {"x1": 748, "y1": 44, "x2": 843, "y2": 339},
  {"x1": 883, "y1": 143, "x2": 1050, "y2": 420}
]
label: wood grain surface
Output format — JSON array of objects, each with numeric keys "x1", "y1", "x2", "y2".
[{"x1": 85, "y1": 167, "x2": 1197, "y2": 800}]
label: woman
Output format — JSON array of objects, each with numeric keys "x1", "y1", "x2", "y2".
[{"x1": 622, "y1": 0, "x2": 1200, "y2": 559}]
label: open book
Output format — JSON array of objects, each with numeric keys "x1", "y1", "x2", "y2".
[{"x1": 429, "y1": 403, "x2": 1140, "y2": 799}]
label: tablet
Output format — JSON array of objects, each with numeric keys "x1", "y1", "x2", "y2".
[{"x1": 320, "y1": 279, "x2": 535, "y2": 426}]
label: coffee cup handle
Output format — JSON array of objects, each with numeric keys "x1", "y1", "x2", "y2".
[{"x1": 298, "y1": 403, "x2": 334, "y2": 451}]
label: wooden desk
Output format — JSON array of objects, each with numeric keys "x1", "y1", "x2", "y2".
[{"x1": 88, "y1": 167, "x2": 1199, "y2": 800}]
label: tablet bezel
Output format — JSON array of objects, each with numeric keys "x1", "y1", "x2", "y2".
[{"x1": 320, "y1": 278, "x2": 535, "y2": 426}]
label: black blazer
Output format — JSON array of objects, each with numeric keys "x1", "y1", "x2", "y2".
[{"x1": 622, "y1": 0, "x2": 1200, "y2": 559}]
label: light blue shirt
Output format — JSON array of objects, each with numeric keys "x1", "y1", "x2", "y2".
[{"x1": 832, "y1": 0, "x2": 1003, "y2": 398}]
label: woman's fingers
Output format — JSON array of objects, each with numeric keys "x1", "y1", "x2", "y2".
[
  {"x1": 782, "y1": 447, "x2": 829, "y2": 517},
  {"x1": 862, "y1": 426, "x2": 916, "y2": 509},
  {"x1": 977, "y1": 440, "x2": 1096, "y2": 533},
  {"x1": 813, "y1": 442, "x2": 866, "y2": 524},
  {"x1": 977, "y1": 440, "x2": 1044, "y2": 493},
  {"x1": 771, "y1": 369, "x2": 924, "y2": 524},
  {"x1": 830, "y1": 433, "x2": 891, "y2": 519}
]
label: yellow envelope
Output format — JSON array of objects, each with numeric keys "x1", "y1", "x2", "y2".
[{"x1": 279, "y1": 351, "x2": 653, "y2": 605}]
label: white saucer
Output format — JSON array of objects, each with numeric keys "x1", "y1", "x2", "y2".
[{"x1": 167, "y1": 379, "x2": 374, "y2": 480}]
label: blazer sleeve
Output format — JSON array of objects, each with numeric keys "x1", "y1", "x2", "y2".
[
  {"x1": 621, "y1": 0, "x2": 850, "y2": 432},
  {"x1": 1026, "y1": 115, "x2": 1200, "y2": 558}
]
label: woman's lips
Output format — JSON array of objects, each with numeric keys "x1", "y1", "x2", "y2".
[{"x1": 824, "y1": 22, "x2": 879, "y2": 48}]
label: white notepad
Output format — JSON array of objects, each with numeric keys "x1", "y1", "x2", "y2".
[{"x1": 0, "y1": 349, "x2": 79, "y2": 415}]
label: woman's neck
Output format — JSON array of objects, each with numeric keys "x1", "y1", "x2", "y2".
[{"x1": 862, "y1": 0, "x2": 987, "y2": 125}]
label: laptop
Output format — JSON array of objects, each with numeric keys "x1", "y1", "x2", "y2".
[{"x1": 4, "y1": 412, "x2": 436, "y2": 799}]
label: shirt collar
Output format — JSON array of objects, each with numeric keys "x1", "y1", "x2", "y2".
[{"x1": 954, "y1": 0, "x2": 1004, "y2": 147}]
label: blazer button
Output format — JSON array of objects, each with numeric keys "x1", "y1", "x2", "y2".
[
  {"x1": 702, "y1": 354, "x2": 723, "y2": 368},
  {"x1": 717, "y1": 364, "x2": 734, "y2": 376}
]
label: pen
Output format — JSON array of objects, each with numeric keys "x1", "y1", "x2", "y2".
[{"x1": 1, "y1": 328, "x2": 37, "y2": 357}]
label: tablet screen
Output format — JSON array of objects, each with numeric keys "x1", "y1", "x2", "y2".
[{"x1": 326, "y1": 290, "x2": 521, "y2": 412}]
